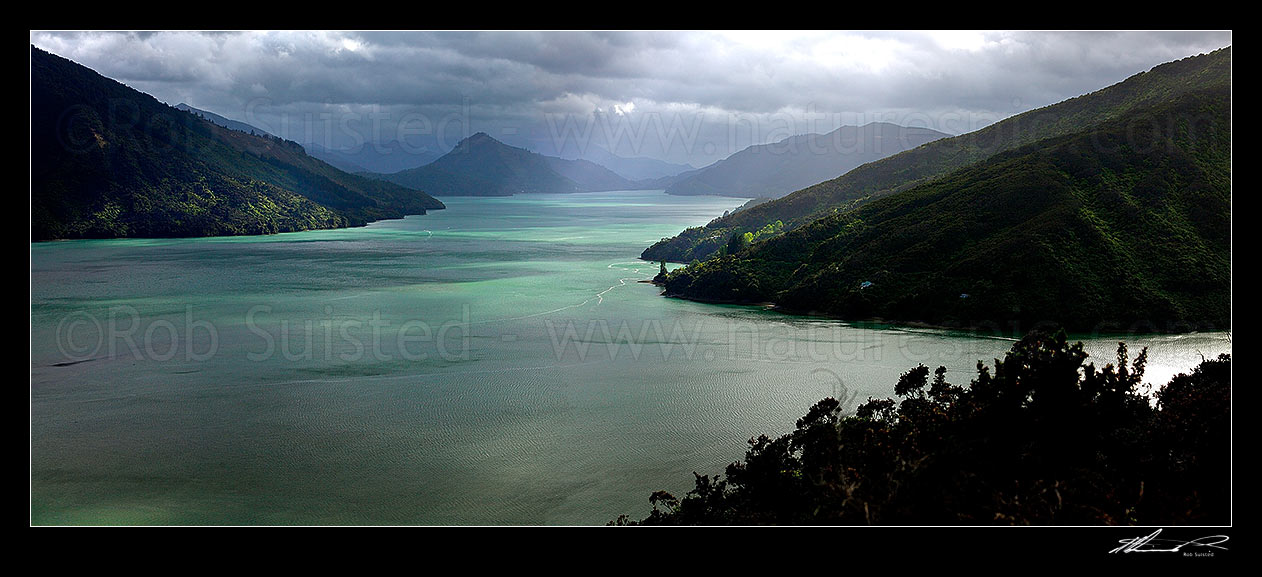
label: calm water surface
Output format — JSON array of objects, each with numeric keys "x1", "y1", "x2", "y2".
[{"x1": 30, "y1": 190, "x2": 1231, "y2": 524}]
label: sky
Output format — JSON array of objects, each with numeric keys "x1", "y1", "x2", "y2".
[{"x1": 30, "y1": 30, "x2": 1232, "y2": 167}]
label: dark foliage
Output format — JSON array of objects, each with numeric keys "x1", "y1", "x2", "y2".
[
  {"x1": 30, "y1": 46, "x2": 444, "y2": 241},
  {"x1": 657, "y1": 65, "x2": 1230, "y2": 331},
  {"x1": 642, "y1": 47, "x2": 1231, "y2": 264},
  {"x1": 615, "y1": 331, "x2": 1230, "y2": 525}
]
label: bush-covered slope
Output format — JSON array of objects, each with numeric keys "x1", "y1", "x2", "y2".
[
  {"x1": 643, "y1": 47, "x2": 1231, "y2": 263},
  {"x1": 660, "y1": 85, "x2": 1231, "y2": 332},
  {"x1": 30, "y1": 46, "x2": 443, "y2": 240}
]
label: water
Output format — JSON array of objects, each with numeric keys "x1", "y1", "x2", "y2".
[{"x1": 30, "y1": 190, "x2": 1231, "y2": 525}]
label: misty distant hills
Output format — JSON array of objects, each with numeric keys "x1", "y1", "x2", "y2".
[
  {"x1": 172, "y1": 106, "x2": 677, "y2": 186},
  {"x1": 305, "y1": 140, "x2": 447, "y2": 175},
  {"x1": 574, "y1": 145, "x2": 696, "y2": 181},
  {"x1": 174, "y1": 103, "x2": 276, "y2": 138},
  {"x1": 373, "y1": 132, "x2": 646, "y2": 196},
  {"x1": 31, "y1": 46, "x2": 443, "y2": 240},
  {"x1": 545, "y1": 155, "x2": 642, "y2": 192},
  {"x1": 665, "y1": 123, "x2": 950, "y2": 199},
  {"x1": 174, "y1": 103, "x2": 448, "y2": 175},
  {"x1": 369, "y1": 124, "x2": 949, "y2": 198}
]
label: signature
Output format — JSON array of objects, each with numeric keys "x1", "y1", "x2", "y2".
[{"x1": 1109, "y1": 529, "x2": 1230, "y2": 554}]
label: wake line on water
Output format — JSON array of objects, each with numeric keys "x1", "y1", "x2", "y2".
[
  {"x1": 314, "y1": 260, "x2": 654, "y2": 328},
  {"x1": 257, "y1": 358, "x2": 616, "y2": 388},
  {"x1": 881, "y1": 325, "x2": 1019, "y2": 342},
  {"x1": 466, "y1": 300, "x2": 595, "y2": 326},
  {"x1": 595, "y1": 261, "x2": 650, "y2": 305},
  {"x1": 329, "y1": 292, "x2": 377, "y2": 301},
  {"x1": 469, "y1": 261, "x2": 654, "y2": 323}
]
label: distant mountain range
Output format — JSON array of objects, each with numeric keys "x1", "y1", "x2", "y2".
[
  {"x1": 170, "y1": 105, "x2": 700, "y2": 195},
  {"x1": 304, "y1": 140, "x2": 447, "y2": 175},
  {"x1": 371, "y1": 132, "x2": 652, "y2": 196},
  {"x1": 369, "y1": 125, "x2": 942, "y2": 199},
  {"x1": 31, "y1": 46, "x2": 443, "y2": 240},
  {"x1": 174, "y1": 102, "x2": 276, "y2": 138},
  {"x1": 651, "y1": 47, "x2": 1231, "y2": 332},
  {"x1": 666, "y1": 123, "x2": 949, "y2": 198},
  {"x1": 173, "y1": 102, "x2": 447, "y2": 175},
  {"x1": 574, "y1": 145, "x2": 696, "y2": 181}
]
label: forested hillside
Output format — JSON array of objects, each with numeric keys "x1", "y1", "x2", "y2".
[{"x1": 31, "y1": 46, "x2": 443, "y2": 240}]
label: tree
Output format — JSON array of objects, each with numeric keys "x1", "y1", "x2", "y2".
[
  {"x1": 653, "y1": 260, "x2": 669, "y2": 284},
  {"x1": 724, "y1": 230, "x2": 749, "y2": 255},
  {"x1": 616, "y1": 330, "x2": 1231, "y2": 525}
]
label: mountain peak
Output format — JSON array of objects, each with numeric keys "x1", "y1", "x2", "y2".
[
  {"x1": 452, "y1": 131, "x2": 506, "y2": 152},
  {"x1": 462, "y1": 131, "x2": 495, "y2": 144},
  {"x1": 666, "y1": 123, "x2": 949, "y2": 199},
  {"x1": 379, "y1": 129, "x2": 645, "y2": 196}
]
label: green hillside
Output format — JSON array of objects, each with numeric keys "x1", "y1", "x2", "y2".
[
  {"x1": 643, "y1": 47, "x2": 1232, "y2": 264},
  {"x1": 30, "y1": 46, "x2": 443, "y2": 241},
  {"x1": 660, "y1": 80, "x2": 1231, "y2": 332}
]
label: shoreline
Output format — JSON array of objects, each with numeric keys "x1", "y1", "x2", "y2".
[
  {"x1": 651, "y1": 281, "x2": 1230, "y2": 339},
  {"x1": 29, "y1": 208, "x2": 445, "y2": 244}
]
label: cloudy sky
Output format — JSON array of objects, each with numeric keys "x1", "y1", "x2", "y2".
[{"x1": 30, "y1": 30, "x2": 1232, "y2": 166}]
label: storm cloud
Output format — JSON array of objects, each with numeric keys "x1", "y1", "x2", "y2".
[{"x1": 30, "y1": 30, "x2": 1232, "y2": 165}]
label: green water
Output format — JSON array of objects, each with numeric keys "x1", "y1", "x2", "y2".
[{"x1": 30, "y1": 190, "x2": 1231, "y2": 525}]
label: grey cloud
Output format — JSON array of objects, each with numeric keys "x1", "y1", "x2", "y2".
[{"x1": 30, "y1": 30, "x2": 1231, "y2": 165}]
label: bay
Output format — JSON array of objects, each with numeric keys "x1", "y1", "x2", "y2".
[{"x1": 29, "y1": 190, "x2": 1231, "y2": 525}]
